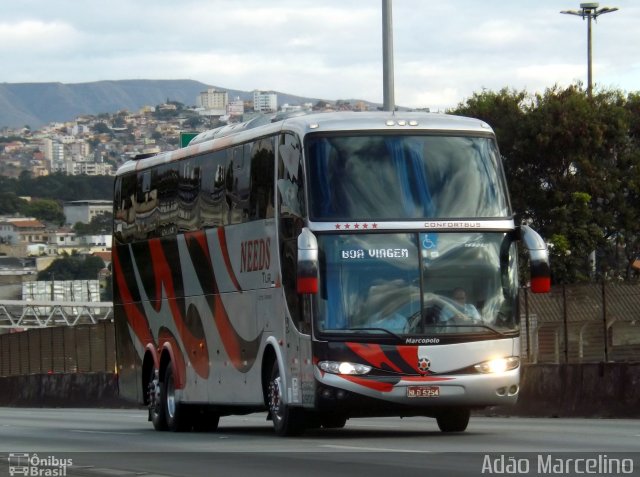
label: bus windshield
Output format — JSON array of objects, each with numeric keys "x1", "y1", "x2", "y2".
[
  {"x1": 315, "y1": 232, "x2": 519, "y2": 338},
  {"x1": 306, "y1": 134, "x2": 509, "y2": 220}
]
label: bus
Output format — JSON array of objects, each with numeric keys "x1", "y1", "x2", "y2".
[{"x1": 112, "y1": 111, "x2": 550, "y2": 435}]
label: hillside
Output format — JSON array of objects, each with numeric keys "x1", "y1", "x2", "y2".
[{"x1": 0, "y1": 79, "x2": 327, "y2": 129}]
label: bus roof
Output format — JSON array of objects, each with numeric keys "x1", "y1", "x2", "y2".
[{"x1": 115, "y1": 111, "x2": 495, "y2": 177}]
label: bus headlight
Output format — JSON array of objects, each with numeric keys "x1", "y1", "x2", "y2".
[
  {"x1": 474, "y1": 357, "x2": 520, "y2": 374},
  {"x1": 318, "y1": 361, "x2": 372, "y2": 375}
]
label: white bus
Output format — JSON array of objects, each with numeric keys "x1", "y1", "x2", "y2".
[{"x1": 113, "y1": 111, "x2": 550, "y2": 435}]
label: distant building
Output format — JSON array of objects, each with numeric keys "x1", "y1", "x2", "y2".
[
  {"x1": 253, "y1": 90, "x2": 278, "y2": 113},
  {"x1": 73, "y1": 162, "x2": 114, "y2": 176},
  {"x1": 198, "y1": 88, "x2": 228, "y2": 110},
  {"x1": 51, "y1": 142, "x2": 66, "y2": 173},
  {"x1": 227, "y1": 97, "x2": 245, "y2": 117},
  {"x1": 0, "y1": 218, "x2": 47, "y2": 256},
  {"x1": 63, "y1": 200, "x2": 112, "y2": 225}
]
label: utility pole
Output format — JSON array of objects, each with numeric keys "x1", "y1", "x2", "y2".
[
  {"x1": 560, "y1": 3, "x2": 619, "y2": 98},
  {"x1": 382, "y1": 0, "x2": 395, "y2": 112}
]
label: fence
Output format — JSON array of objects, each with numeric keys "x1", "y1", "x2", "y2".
[
  {"x1": 0, "y1": 284, "x2": 639, "y2": 377},
  {"x1": 0, "y1": 321, "x2": 115, "y2": 377},
  {"x1": 521, "y1": 283, "x2": 640, "y2": 363}
]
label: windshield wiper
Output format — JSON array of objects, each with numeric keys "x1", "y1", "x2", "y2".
[
  {"x1": 421, "y1": 322, "x2": 507, "y2": 337},
  {"x1": 334, "y1": 327, "x2": 404, "y2": 340}
]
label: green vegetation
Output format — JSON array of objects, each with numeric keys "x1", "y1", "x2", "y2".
[
  {"x1": 37, "y1": 254, "x2": 106, "y2": 281},
  {"x1": 0, "y1": 173, "x2": 113, "y2": 202},
  {"x1": 2, "y1": 86, "x2": 639, "y2": 284},
  {"x1": 73, "y1": 212, "x2": 113, "y2": 234},
  {"x1": 451, "y1": 84, "x2": 640, "y2": 282},
  {"x1": 0, "y1": 174, "x2": 112, "y2": 225}
]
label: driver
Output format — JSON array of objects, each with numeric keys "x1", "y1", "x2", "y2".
[{"x1": 440, "y1": 287, "x2": 481, "y2": 322}]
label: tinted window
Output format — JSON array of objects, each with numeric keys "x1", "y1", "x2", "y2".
[{"x1": 306, "y1": 134, "x2": 509, "y2": 220}]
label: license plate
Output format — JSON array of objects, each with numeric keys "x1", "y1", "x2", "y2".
[{"x1": 407, "y1": 386, "x2": 440, "y2": 398}]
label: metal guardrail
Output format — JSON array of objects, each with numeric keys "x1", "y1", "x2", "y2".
[
  {"x1": 0, "y1": 300, "x2": 113, "y2": 329},
  {"x1": 1, "y1": 283, "x2": 639, "y2": 378}
]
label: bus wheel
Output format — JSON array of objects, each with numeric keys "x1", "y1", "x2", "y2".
[
  {"x1": 162, "y1": 362, "x2": 188, "y2": 432},
  {"x1": 149, "y1": 367, "x2": 167, "y2": 431},
  {"x1": 436, "y1": 408, "x2": 470, "y2": 433},
  {"x1": 267, "y1": 362, "x2": 305, "y2": 436}
]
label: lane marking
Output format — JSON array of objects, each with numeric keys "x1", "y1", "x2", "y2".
[
  {"x1": 348, "y1": 423, "x2": 401, "y2": 428},
  {"x1": 321, "y1": 444, "x2": 430, "y2": 453},
  {"x1": 69, "y1": 430, "x2": 142, "y2": 436}
]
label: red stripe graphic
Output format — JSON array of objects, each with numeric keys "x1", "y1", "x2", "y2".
[
  {"x1": 112, "y1": 247, "x2": 153, "y2": 346},
  {"x1": 396, "y1": 345, "x2": 423, "y2": 374},
  {"x1": 158, "y1": 329, "x2": 187, "y2": 389},
  {"x1": 217, "y1": 227, "x2": 242, "y2": 292},
  {"x1": 345, "y1": 343, "x2": 404, "y2": 373},
  {"x1": 148, "y1": 238, "x2": 210, "y2": 379}
]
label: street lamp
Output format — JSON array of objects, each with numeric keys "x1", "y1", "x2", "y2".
[{"x1": 560, "y1": 3, "x2": 619, "y2": 98}]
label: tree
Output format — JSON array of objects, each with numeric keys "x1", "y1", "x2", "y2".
[
  {"x1": 0, "y1": 192, "x2": 27, "y2": 215},
  {"x1": 73, "y1": 212, "x2": 113, "y2": 235},
  {"x1": 22, "y1": 199, "x2": 65, "y2": 225},
  {"x1": 37, "y1": 255, "x2": 105, "y2": 281},
  {"x1": 451, "y1": 84, "x2": 640, "y2": 283},
  {"x1": 92, "y1": 122, "x2": 112, "y2": 135},
  {"x1": 183, "y1": 115, "x2": 204, "y2": 129}
]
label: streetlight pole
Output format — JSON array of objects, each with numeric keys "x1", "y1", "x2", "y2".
[
  {"x1": 382, "y1": 0, "x2": 395, "y2": 112},
  {"x1": 560, "y1": 3, "x2": 619, "y2": 98}
]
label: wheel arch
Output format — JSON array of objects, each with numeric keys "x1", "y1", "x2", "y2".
[
  {"x1": 141, "y1": 346, "x2": 158, "y2": 405},
  {"x1": 261, "y1": 337, "x2": 285, "y2": 406},
  {"x1": 158, "y1": 339, "x2": 186, "y2": 389}
]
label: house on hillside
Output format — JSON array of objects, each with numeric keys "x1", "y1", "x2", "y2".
[{"x1": 0, "y1": 218, "x2": 46, "y2": 246}]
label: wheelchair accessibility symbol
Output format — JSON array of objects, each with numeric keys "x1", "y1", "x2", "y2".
[{"x1": 421, "y1": 233, "x2": 439, "y2": 259}]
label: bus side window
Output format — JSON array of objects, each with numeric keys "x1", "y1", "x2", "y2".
[
  {"x1": 155, "y1": 163, "x2": 177, "y2": 237},
  {"x1": 119, "y1": 173, "x2": 137, "y2": 243},
  {"x1": 250, "y1": 138, "x2": 275, "y2": 220},
  {"x1": 278, "y1": 133, "x2": 308, "y2": 333},
  {"x1": 113, "y1": 176, "x2": 124, "y2": 244},
  {"x1": 227, "y1": 145, "x2": 250, "y2": 224},
  {"x1": 199, "y1": 151, "x2": 228, "y2": 228}
]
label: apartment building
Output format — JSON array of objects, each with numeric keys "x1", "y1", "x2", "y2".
[
  {"x1": 252, "y1": 90, "x2": 278, "y2": 113},
  {"x1": 198, "y1": 88, "x2": 228, "y2": 110}
]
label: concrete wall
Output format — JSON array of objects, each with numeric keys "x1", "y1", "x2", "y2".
[
  {"x1": 0, "y1": 364, "x2": 638, "y2": 417},
  {"x1": 503, "y1": 363, "x2": 640, "y2": 418},
  {"x1": 0, "y1": 373, "x2": 129, "y2": 408}
]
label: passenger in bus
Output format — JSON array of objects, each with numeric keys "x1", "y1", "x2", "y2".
[{"x1": 440, "y1": 287, "x2": 481, "y2": 322}]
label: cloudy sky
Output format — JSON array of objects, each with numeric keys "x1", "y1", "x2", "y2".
[{"x1": 1, "y1": 0, "x2": 638, "y2": 110}]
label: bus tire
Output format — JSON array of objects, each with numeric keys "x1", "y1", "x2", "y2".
[
  {"x1": 149, "y1": 367, "x2": 168, "y2": 431},
  {"x1": 436, "y1": 408, "x2": 470, "y2": 433},
  {"x1": 267, "y1": 361, "x2": 305, "y2": 436},
  {"x1": 162, "y1": 362, "x2": 189, "y2": 432}
]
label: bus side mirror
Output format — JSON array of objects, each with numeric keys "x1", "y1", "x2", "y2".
[
  {"x1": 519, "y1": 225, "x2": 551, "y2": 293},
  {"x1": 297, "y1": 228, "x2": 319, "y2": 294}
]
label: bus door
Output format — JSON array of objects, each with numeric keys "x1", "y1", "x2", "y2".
[{"x1": 277, "y1": 132, "x2": 314, "y2": 407}]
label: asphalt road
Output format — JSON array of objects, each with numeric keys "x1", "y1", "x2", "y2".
[{"x1": 0, "y1": 408, "x2": 638, "y2": 477}]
